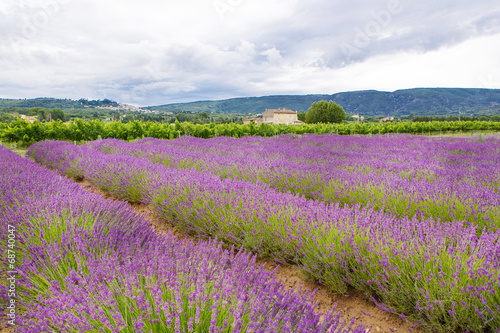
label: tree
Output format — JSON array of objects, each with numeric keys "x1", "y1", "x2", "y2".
[
  {"x1": 305, "y1": 100, "x2": 346, "y2": 124},
  {"x1": 297, "y1": 111, "x2": 306, "y2": 122},
  {"x1": 50, "y1": 108, "x2": 65, "y2": 121},
  {"x1": 176, "y1": 113, "x2": 190, "y2": 122},
  {"x1": 0, "y1": 113, "x2": 14, "y2": 124},
  {"x1": 28, "y1": 107, "x2": 45, "y2": 116}
]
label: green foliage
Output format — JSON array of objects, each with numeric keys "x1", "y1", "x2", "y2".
[
  {"x1": 28, "y1": 107, "x2": 46, "y2": 116},
  {"x1": 18, "y1": 107, "x2": 66, "y2": 122},
  {"x1": 51, "y1": 108, "x2": 65, "y2": 121},
  {"x1": 78, "y1": 98, "x2": 118, "y2": 107},
  {"x1": 1, "y1": 119, "x2": 500, "y2": 146},
  {"x1": 305, "y1": 100, "x2": 346, "y2": 124},
  {"x1": 0, "y1": 113, "x2": 14, "y2": 124},
  {"x1": 297, "y1": 111, "x2": 306, "y2": 122},
  {"x1": 412, "y1": 115, "x2": 485, "y2": 122},
  {"x1": 0, "y1": 97, "x2": 117, "y2": 109}
]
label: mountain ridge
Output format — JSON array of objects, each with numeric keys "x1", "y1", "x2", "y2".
[
  {"x1": 145, "y1": 88, "x2": 500, "y2": 117},
  {"x1": 2, "y1": 88, "x2": 500, "y2": 117}
]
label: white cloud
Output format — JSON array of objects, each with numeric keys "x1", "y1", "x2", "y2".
[{"x1": 260, "y1": 47, "x2": 283, "y2": 64}]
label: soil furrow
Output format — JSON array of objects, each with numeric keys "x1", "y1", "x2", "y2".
[{"x1": 76, "y1": 179, "x2": 422, "y2": 333}]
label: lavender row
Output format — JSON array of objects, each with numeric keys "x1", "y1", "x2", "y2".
[
  {"x1": 87, "y1": 135, "x2": 500, "y2": 229},
  {"x1": 0, "y1": 145, "x2": 362, "y2": 332},
  {"x1": 28, "y1": 140, "x2": 500, "y2": 332}
]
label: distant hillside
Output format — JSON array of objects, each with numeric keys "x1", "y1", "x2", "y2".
[
  {"x1": 0, "y1": 97, "x2": 118, "y2": 109},
  {"x1": 2, "y1": 88, "x2": 500, "y2": 117},
  {"x1": 146, "y1": 88, "x2": 500, "y2": 117}
]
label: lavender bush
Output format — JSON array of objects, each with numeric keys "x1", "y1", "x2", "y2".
[
  {"x1": 27, "y1": 138, "x2": 500, "y2": 332},
  {"x1": 1, "y1": 145, "x2": 364, "y2": 332},
  {"x1": 87, "y1": 134, "x2": 500, "y2": 230}
]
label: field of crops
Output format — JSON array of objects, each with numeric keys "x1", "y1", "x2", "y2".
[
  {"x1": 0, "y1": 144, "x2": 368, "y2": 332},
  {"x1": 2, "y1": 133, "x2": 500, "y2": 332},
  {"x1": 1, "y1": 118, "x2": 500, "y2": 146}
]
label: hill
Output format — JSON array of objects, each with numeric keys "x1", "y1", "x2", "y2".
[
  {"x1": 0, "y1": 97, "x2": 118, "y2": 109},
  {"x1": 146, "y1": 88, "x2": 500, "y2": 117},
  {"x1": 2, "y1": 88, "x2": 500, "y2": 118}
]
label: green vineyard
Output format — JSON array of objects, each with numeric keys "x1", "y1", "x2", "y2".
[{"x1": 1, "y1": 118, "x2": 500, "y2": 145}]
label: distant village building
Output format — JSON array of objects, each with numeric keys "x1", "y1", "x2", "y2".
[
  {"x1": 19, "y1": 115, "x2": 38, "y2": 123},
  {"x1": 243, "y1": 108, "x2": 305, "y2": 125},
  {"x1": 262, "y1": 108, "x2": 304, "y2": 125},
  {"x1": 379, "y1": 117, "x2": 395, "y2": 122},
  {"x1": 352, "y1": 114, "x2": 365, "y2": 121},
  {"x1": 243, "y1": 117, "x2": 263, "y2": 125},
  {"x1": 96, "y1": 104, "x2": 146, "y2": 112}
]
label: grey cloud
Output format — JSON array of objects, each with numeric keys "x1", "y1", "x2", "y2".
[
  {"x1": 221, "y1": 0, "x2": 499, "y2": 69},
  {"x1": 299, "y1": 1, "x2": 500, "y2": 68},
  {"x1": 0, "y1": 0, "x2": 499, "y2": 104},
  {"x1": 472, "y1": 11, "x2": 500, "y2": 34}
]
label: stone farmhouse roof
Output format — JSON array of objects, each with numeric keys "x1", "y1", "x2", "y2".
[{"x1": 264, "y1": 108, "x2": 297, "y2": 115}]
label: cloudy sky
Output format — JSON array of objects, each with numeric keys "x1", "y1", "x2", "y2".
[{"x1": 1, "y1": 0, "x2": 500, "y2": 106}]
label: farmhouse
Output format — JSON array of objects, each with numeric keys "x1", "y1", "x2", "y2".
[
  {"x1": 19, "y1": 114, "x2": 38, "y2": 123},
  {"x1": 243, "y1": 117, "x2": 263, "y2": 125},
  {"x1": 352, "y1": 114, "x2": 365, "y2": 121},
  {"x1": 262, "y1": 108, "x2": 303, "y2": 125},
  {"x1": 379, "y1": 116, "x2": 395, "y2": 122}
]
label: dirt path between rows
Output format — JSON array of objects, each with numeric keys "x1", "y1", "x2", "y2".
[
  {"x1": 1, "y1": 178, "x2": 422, "y2": 333},
  {"x1": 77, "y1": 180, "x2": 422, "y2": 333}
]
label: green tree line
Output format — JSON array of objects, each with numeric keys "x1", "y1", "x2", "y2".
[
  {"x1": 1, "y1": 118, "x2": 500, "y2": 146},
  {"x1": 410, "y1": 114, "x2": 500, "y2": 122}
]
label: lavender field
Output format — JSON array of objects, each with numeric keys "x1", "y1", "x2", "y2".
[
  {"x1": 2, "y1": 133, "x2": 499, "y2": 332},
  {"x1": 87, "y1": 134, "x2": 500, "y2": 229},
  {"x1": 0, "y1": 145, "x2": 365, "y2": 332}
]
